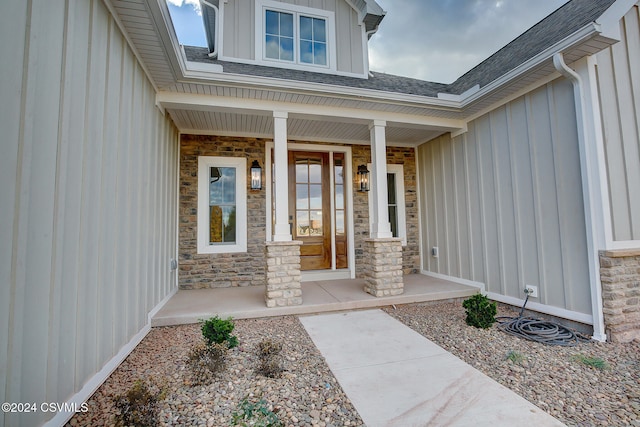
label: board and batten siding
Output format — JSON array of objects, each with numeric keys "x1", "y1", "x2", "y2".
[
  {"x1": 418, "y1": 78, "x2": 592, "y2": 317},
  {"x1": 0, "y1": 0, "x2": 179, "y2": 425},
  {"x1": 222, "y1": 0, "x2": 366, "y2": 75},
  {"x1": 595, "y1": 4, "x2": 640, "y2": 242}
]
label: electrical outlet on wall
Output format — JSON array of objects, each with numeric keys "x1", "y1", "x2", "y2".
[
  {"x1": 431, "y1": 247, "x2": 439, "y2": 258},
  {"x1": 524, "y1": 284, "x2": 538, "y2": 298}
]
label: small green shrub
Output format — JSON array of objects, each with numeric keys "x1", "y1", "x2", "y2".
[
  {"x1": 573, "y1": 354, "x2": 609, "y2": 370},
  {"x1": 506, "y1": 350, "x2": 524, "y2": 365},
  {"x1": 462, "y1": 294, "x2": 497, "y2": 329},
  {"x1": 187, "y1": 341, "x2": 228, "y2": 384},
  {"x1": 113, "y1": 379, "x2": 166, "y2": 427},
  {"x1": 256, "y1": 338, "x2": 284, "y2": 378},
  {"x1": 201, "y1": 316, "x2": 238, "y2": 348},
  {"x1": 231, "y1": 397, "x2": 283, "y2": 427}
]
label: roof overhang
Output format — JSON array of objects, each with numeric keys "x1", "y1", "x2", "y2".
[{"x1": 108, "y1": 0, "x2": 625, "y2": 143}]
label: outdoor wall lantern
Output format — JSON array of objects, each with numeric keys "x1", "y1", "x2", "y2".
[
  {"x1": 210, "y1": 167, "x2": 221, "y2": 183},
  {"x1": 357, "y1": 164, "x2": 370, "y2": 192},
  {"x1": 250, "y1": 160, "x2": 262, "y2": 190}
]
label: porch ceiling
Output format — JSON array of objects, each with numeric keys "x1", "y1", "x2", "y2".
[{"x1": 167, "y1": 107, "x2": 448, "y2": 146}]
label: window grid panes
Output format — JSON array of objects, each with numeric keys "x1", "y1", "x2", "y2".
[
  {"x1": 265, "y1": 10, "x2": 294, "y2": 61},
  {"x1": 334, "y1": 154, "x2": 345, "y2": 235},
  {"x1": 209, "y1": 167, "x2": 237, "y2": 244},
  {"x1": 299, "y1": 16, "x2": 327, "y2": 65},
  {"x1": 264, "y1": 8, "x2": 328, "y2": 67},
  {"x1": 387, "y1": 173, "x2": 398, "y2": 238},
  {"x1": 295, "y1": 159, "x2": 323, "y2": 237}
]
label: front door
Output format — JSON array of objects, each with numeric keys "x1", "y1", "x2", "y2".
[{"x1": 289, "y1": 151, "x2": 331, "y2": 270}]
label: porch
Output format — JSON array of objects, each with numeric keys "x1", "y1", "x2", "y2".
[{"x1": 152, "y1": 273, "x2": 479, "y2": 327}]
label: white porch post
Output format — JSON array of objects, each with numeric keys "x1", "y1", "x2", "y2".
[
  {"x1": 369, "y1": 120, "x2": 392, "y2": 238},
  {"x1": 272, "y1": 111, "x2": 291, "y2": 242}
]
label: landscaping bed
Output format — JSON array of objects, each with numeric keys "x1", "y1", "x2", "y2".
[{"x1": 68, "y1": 301, "x2": 640, "y2": 426}]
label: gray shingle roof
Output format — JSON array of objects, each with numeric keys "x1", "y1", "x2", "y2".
[
  {"x1": 184, "y1": 46, "x2": 449, "y2": 97},
  {"x1": 187, "y1": 0, "x2": 617, "y2": 97},
  {"x1": 444, "y1": 0, "x2": 617, "y2": 94}
]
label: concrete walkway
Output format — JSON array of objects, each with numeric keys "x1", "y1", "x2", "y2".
[{"x1": 299, "y1": 309, "x2": 565, "y2": 427}]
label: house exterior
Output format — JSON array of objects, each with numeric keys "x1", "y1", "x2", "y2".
[{"x1": 1, "y1": 0, "x2": 639, "y2": 425}]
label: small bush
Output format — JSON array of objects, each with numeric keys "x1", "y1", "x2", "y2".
[
  {"x1": 113, "y1": 379, "x2": 166, "y2": 427},
  {"x1": 573, "y1": 354, "x2": 609, "y2": 370},
  {"x1": 187, "y1": 341, "x2": 228, "y2": 384},
  {"x1": 201, "y1": 316, "x2": 238, "y2": 348},
  {"x1": 256, "y1": 339, "x2": 284, "y2": 378},
  {"x1": 231, "y1": 397, "x2": 283, "y2": 427},
  {"x1": 506, "y1": 350, "x2": 524, "y2": 365},
  {"x1": 462, "y1": 294, "x2": 497, "y2": 329}
]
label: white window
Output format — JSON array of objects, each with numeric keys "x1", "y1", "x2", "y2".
[
  {"x1": 197, "y1": 156, "x2": 247, "y2": 254},
  {"x1": 256, "y1": 0, "x2": 335, "y2": 72},
  {"x1": 368, "y1": 164, "x2": 407, "y2": 246}
]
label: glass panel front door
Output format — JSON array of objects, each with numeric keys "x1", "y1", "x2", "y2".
[{"x1": 289, "y1": 151, "x2": 331, "y2": 270}]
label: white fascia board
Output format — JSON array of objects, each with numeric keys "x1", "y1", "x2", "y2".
[
  {"x1": 457, "y1": 23, "x2": 609, "y2": 108},
  {"x1": 178, "y1": 68, "x2": 460, "y2": 110},
  {"x1": 437, "y1": 85, "x2": 480, "y2": 102},
  {"x1": 596, "y1": 0, "x2": 638, "y2": 40},
  {"x1": 185, "y1": 60, "x2": 224, "y2": 73},
  {"x1": 157, "y1": 91, "x2": 466, "y2": 130},
  {"x1": 146, "y1": 0, "x2": 190, "y2": 78}
]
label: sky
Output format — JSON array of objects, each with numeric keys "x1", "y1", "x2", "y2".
[{"x1": 166, "y1": 0, "x2": 569, "y2": 84}]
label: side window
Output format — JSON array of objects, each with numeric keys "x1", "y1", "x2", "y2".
[
  {"x1": 368, "y1": 164, "x2": 407, "y2": 245},
  {"x1": 197, "y1": 157, "x2": 247, "y2": 254}
]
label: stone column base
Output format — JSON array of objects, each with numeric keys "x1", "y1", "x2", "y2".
[
  {"x1": 265, "y1": 241, "x2": 303, "y2": 307},
  {"x1": 599, "y1": 248, "x2": 640, "y2": 342},
  {"x1": 363, "y1": 238, "x2": 404, "y2": 297}
]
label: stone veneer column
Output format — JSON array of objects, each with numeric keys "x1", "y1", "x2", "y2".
[
  {"x1": 363, "y1": 238, "x2": 404, "y2": 297},
  {"x1": 265, "y1": 241, "x2": 303, "y2": 307},
  {"x1": 599, "y1": 249, "x2": 640, "y2": 342}
]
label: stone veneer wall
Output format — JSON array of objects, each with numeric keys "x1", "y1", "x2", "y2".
[
  {"x1": 363, "y1": 238, "x2": 404, "y2": 296},
  {"x1": 179, "y1": 135, "x2": 267, "y2": 289},
  {"x1": 179, "y1": 135, "x2": 420, "y2": 288},
  {"x1": 599, "y1": 249, "x2": 640, "y2": 342},
  {"x1": 352, "y1": 145, "x2": 420, "y2": 277}
]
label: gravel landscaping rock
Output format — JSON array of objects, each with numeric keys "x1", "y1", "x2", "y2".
[
  {"x1": 69, "y1": 316, "x2": 363, "y2": 427},
  {"x1": 384, "y1": 301, "x2": 640, "y2": 427},
  {"x1": 69, "y1": 301, "x2": 640, "y2": 426}
]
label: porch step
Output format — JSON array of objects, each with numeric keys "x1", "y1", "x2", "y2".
[{"x1": 151, "y1": 274, "x2": 478, "y2": 327}]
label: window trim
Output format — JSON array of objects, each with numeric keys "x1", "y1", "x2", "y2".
[
  {"x1": 368, "y1": 164, "x2": 407, "y2": 246},
  {"x1": 255, "y1": 0, "x2": 336, "y2": 73},
  {"x1": 197, "y1": 156, "x2": 247, "y2": 254}
]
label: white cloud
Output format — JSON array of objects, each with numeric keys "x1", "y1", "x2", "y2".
[
  {"x1": 166, "y1": 0, "x2": 202, "y2": 15},
  {"x1": 369, "y1": 0, "x2": 569, "y2": 83}
]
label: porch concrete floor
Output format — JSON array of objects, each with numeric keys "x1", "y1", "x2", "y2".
[{"x1": 151, "y1": 274, "x2": 479, "y2": 327}]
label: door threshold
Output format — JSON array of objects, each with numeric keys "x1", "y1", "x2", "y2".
[{"x1": 301, "y1": 269, "x2": 353, "y2": 282}]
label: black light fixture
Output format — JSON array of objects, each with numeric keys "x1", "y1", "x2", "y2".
[
  {"x1": 357, "y1": 164, "x2": 370, "y2": 192},
  {"x1": 250, "y1": 160, "x2": 262, "y2": 190},
  {"x1": 210, "y1": 167, "x2": 221, "y2": 183}
]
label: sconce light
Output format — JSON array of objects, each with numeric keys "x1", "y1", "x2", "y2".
[
  {"x1": 357, "y1": 164, "x2": 370, "y2": 192},
  {"x1": 210, "y1": 167, "x2": 221, "y2": 184},
  {"x1": 250, "y1": 160, "x2": 262, "y2": 190}
]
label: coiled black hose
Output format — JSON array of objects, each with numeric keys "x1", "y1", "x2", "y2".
[{"x1": 496, "y1": 293, "x2": 589, "y2": 346}]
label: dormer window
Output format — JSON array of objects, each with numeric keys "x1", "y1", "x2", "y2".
[{"x1": 256, "y1": 0, "x2": 335, "y2": 72}]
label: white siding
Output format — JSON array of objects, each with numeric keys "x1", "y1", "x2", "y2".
[
  {"x1": 596, "y1": 5, "x2": 640, "y2": 242},
  {"x1": 0, "y1": 0, "x2": 179, "y2": 425},
  {"x1": 222, "y1": 0, "x2": 365, "y2": 74},
  {"x1": 418, "y1": 78, "x2": 592, "y2": 316}
]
